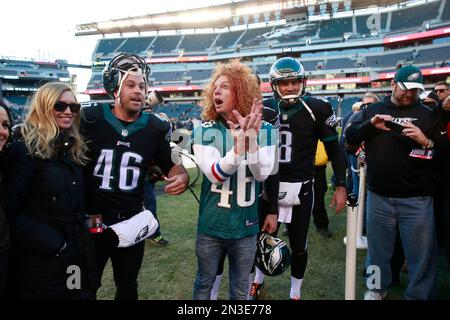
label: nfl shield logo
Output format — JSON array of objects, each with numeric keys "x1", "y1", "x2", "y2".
[{"x1": 121, "y1": 129, "x2": 128, "y2": 137}]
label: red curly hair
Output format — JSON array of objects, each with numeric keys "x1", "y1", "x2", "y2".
[{"x1": 200, "y1": 60, "x2": 261, "y2": 122}]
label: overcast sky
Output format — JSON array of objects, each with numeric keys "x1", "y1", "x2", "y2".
[
  {"x1": 0, "y1": 0, "x2": 236, "y2": 64},
  {"x1": 0, "y1": 0, "x2": 237, "y2": 93}
]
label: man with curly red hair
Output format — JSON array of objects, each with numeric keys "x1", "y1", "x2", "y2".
[{"x1": 192, "y1": 60, "x2": 278, "y2": 300}]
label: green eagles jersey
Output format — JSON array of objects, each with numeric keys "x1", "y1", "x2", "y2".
[{"x1": 193, "y1": 119, "x2": 276, "y2": 239}]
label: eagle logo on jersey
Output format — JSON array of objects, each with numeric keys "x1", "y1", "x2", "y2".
[
  {"x1": 201, "y1": 120, "x2": 215, "y2": 128},
  {"x1": 279, "y1": 192, "x2": 287, "y2": 200},
  {"x1": 121, "y1": 129, "x2": 129, "y2": 137},
  {"x1": 117, "y1": 141, "x2": 131, "y2": 148}
]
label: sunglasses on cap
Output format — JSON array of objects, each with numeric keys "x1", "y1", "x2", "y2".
[{"x1": 54, "y1": 101, "x2": 81, "y2": 113}]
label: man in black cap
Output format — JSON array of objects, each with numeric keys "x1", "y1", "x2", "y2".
[{"x1": 346, "y1": 65, "x2": 441, "y2": 300}]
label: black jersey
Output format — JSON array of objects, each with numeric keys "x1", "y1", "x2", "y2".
[
  {"x1": 263, "y1": 96, "x2": 339, "y2": 183},
  {"x1": 261, "y1": 103, "x2": 281, "y2": 215},
  {"x1": 262, "y1": 105, "x2": 280, "y2": 129},
  {"x1": 81, "y1": 104, "x2": 174, "y2": 217}
]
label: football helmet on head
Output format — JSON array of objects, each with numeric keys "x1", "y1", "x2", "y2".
[
  {"x1": 103, "y1": 53, "x2": 151, "y2": 98},
  {"x1": 269, "y1": 57, "x2": 307, "y2": 105},
  {"x1": 255, "y1": 232, "x2": 291, "y2": 276}
]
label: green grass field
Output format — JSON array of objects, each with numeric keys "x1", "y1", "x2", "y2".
[{"x1": 97, "y1": 167, "x2": 450, "y2": 300}]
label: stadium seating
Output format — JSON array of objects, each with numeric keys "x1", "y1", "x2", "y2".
[
  {"x1": 150, "y1": 35, "x2": 182, "y2": 54},
  {"x1": 87, "y1": 0, "x2": 448, "y2": 60},
  {"x1": 213, "y1": 30, "x2": 245, "y2": 49},
  {"x1": 414, "y1": 45, "x2": 450, "y2": 64},
  {"x1": 365, "y1": 51, "x2": 413, "y2": 68},
  {"x1": 319, "y1": 17, "x2": 353, "y2": 39},
  {"x1": 96, "y1": 38, "x2": 125, "y2": 55},
  {"x1": 117, "y1": 37, "x2": 154, "y2": 55},
  {"x1": 324, "y1": 58, "x2": 356, "y2": 70},
  {"x1": 443, "y1": 0, "x2": 450, "y2": 20},
  {"x1": 237, "y1": 27, "x2": 274, "y2": 47},
  {"x1": 355, "y1": 13, "x2": 388, "y2": 35},
  {"x1": 389, "y1": 1, "x2": 440, "y2": 31},
  {"x1": 179, "y1": 34, "x2": 217, "y2": 52}
]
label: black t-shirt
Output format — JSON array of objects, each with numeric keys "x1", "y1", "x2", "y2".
[
  {"x1": 346, "y1": 96, "x2": 439, "y2": 197},
  {"x1": 81, "y1": 104, "x2": 174, "y2": 217},
  {"x1": 264, "y1": 96, "x2": 339, "y2": 183}
]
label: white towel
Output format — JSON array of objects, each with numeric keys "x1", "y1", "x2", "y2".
[
  {"x1": 277, "y1": 182, "x2": 302, "y2": 223},
  {"x1": 109, "y1": 210, "x2": 159, "y2": 248}
]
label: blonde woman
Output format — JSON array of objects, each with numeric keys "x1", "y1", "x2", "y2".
[{"x1": 5, "y1": 82, "x2": 97, "y2": 300}]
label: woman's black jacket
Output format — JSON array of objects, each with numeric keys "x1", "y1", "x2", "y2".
[{"x1": 5, "y1": 137, "x2": 98, "y2": 299}]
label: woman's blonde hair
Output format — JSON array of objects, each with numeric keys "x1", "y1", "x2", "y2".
[
  {"x1": 201, "y1": 60, "x2": 261, "y2": 121},
  {"x1": 21, "y1": 82, "x2": 89, "y2": 165}
]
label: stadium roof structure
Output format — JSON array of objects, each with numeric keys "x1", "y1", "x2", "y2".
[{"x1": 75, "y1": 0, "x2": 403, "y2": 36}]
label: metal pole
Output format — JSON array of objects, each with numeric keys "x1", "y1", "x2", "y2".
[
  {"x1": 344, "y1": 193, "x2": 358, "y2": 300},
  {"x1": 356, "y1": 163, "x2": 368, "y2": 249}
]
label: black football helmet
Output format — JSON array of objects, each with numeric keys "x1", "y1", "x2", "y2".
[
  {"x1": 255, "y1": 233, "x2": 291, "y2": 276},
  {"x1": 102, "y1": 53, "x2": 151, "y2": 98}
]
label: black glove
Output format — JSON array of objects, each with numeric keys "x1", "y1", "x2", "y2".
[{"x1": 103, "y1": 227, "x2": 119, "y2": 248}]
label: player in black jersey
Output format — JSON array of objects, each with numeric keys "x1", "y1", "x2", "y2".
[
  {"x1": 81, "y1": 53, "x2": 189, "y2": 300},
  {"x1": 249, "y1": 57, "x2": 347, "y2": 300}
]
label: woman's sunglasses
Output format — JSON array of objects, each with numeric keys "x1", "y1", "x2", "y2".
[{"x1": 54, "y1": 101, "x2": 81, "y2": 113}]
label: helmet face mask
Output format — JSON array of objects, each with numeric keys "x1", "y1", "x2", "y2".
[
  {"x1": 103, "y1": 53, "x2": 152, "y2": 99},
  {"x1": 269, "y1": 57, "x2": 307, "y2": 105},
  {"x1": 255, "y1": 233, "x2": 291, "y2": 276}
]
